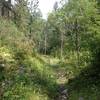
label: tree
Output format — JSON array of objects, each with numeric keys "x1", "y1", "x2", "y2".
[
  {"x1": 14, "y1": 0, "x2": 30, "y2": 33},
  {"x1": 27, "y1": 0, "x2": 39, "y2": 37}
]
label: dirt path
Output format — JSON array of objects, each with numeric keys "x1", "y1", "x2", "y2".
[{"x1": 54, "y1": 67, "x2": 69, "y2": 100}]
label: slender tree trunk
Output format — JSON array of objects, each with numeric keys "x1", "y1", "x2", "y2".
[
  {"x1": 61, "y1": 32, "x2": 64, "y2": 61},
  {"x1": 38, "y1": 41, "x2": 40, "y2": 52},
  {"x1": 75, "y1": 18, "x2": 80, "y2": 66},
  {"x1": 1, "y1": 6, "x2": 4, "y2": 16},
  {"x1": 0, "y1": 84, "x2": 3, "y2": 100},
  {"x1": 29, "y1": 15, "x2": 32, "y2": 38},
  {"x1": 44, "y1": 34, "x2": 47, "y2": 55}
]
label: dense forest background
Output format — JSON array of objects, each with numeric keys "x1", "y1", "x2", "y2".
[{"x1": 0, "y1": 0, "x2": 100, "y2": 100}]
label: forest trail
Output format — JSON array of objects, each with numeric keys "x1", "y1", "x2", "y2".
[
  {"x1": 41, "y1": 56, "x2": 69, "y2": 100},
  {"x1": 54, "y1": 66, "x2": 69, "y2": 100}
]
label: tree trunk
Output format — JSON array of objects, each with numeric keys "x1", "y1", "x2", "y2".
[
  {"x1": 75, "y1": 18, "x2": 80, "y2": 66},
  {"x1": 61, "y1": 32, "x2": 64, "y2": 61},
  {"x1": 44, "y1": 34, "x2": 47, "y2": 55}
]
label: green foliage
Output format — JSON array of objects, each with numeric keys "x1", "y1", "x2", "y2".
[
  {"x1": 0, "y1": 0, "x2": 100, "y2": 99},
  {"x1": 14, "y1": 0, "x2": 30, "y2": 33},
  {"x1": 0, "y1": 45, "x2": 57, "y2": 100}
]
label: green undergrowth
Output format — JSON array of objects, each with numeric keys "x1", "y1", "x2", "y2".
[
  {"x1": 0, "y1": 45, "x2": 58, "y2": 100},
  {"x1": 67, "y1": 63, "x2": 100, "y2": 100}
]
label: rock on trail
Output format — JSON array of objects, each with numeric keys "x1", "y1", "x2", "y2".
[{"x1": 55, "y1": 84, "x2": 69, "y2": 100}]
